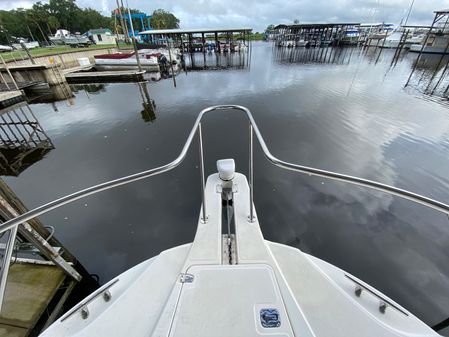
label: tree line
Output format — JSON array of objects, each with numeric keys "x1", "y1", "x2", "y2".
[{"x1": 0, "y1": 0, "x2": 180, "y2": 45}]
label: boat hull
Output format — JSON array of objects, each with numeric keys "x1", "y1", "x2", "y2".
[
  {"x1": 39, "y1": 172, "x2": 441, "y2": 337},
  {"x1": 94, "y1": 58, "x2": 160, "y2": 72}
]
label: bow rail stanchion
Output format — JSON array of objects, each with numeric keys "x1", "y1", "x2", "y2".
[
  {"x1": 1, "y1": 104, "x2": 449, "y2": 236},
  {"x1": 198, "y1": 122, "x2": 207, "y2": 223},
  {"x1": 249, "y1": 123, "x2": 255, "y2": 222}
]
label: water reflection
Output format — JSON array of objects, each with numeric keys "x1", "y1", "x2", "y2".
[
  {"x1": 183, "y1": 51, "x2": 249, "y2": 71},
  {"x1": 27, "y1": 83, "x2": 74, "y2": 105},
  {"x1": 405, "y1": 54, "x2": 449, "y2": 99},
  {"x1": 273, "y1": 45, "x2": 359, "y2": 65},
  {"x1": 137, "y1": 82, "x2": 156, "y2": 123},
  {"x1": 71, "y1": 84, "x2": 107, "y2": 95},
  {"x1": 0, "y1": 102, "x2": 54, "y2": 176}
]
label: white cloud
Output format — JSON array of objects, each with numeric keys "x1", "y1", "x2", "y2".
[{"x1": 1, "y1": 0, "x2": 448, "y2": 32}]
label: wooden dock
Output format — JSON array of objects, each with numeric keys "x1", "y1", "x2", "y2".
[
  {"x1": 0, "y1": 179, "x2": 99, "y2": 336},
  {"x1": 65, "y1": 70, "x2": 145, "y2": 83},
  {"x1": 0, "y1": 263, "x2": 72, "y2": 337}
]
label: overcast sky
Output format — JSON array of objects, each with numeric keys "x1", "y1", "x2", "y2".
[{"x1": 0, "y1": 0, "x2": 448, "y2": 32}]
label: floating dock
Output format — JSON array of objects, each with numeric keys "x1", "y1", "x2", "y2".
[
  {"x1": 0, "y1": 92, "x2": 24, "y2": 110},
  {"x1": 0, "y1": 263, "x2": 73, "y2": 337},
  {"x1": 65, "y1": 70, "x2": 145, "y2": 83}
]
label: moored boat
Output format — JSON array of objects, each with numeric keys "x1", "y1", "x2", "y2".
[
  {"x1": 339, "y1": 27, "x2": 360, "y2": 45},
  {"x1": 49, "y1": 29, "x2": 92, "y2": 47},
  {"x1": 11, "y1": 40, "x2": 40, "y2": 50},
  {"x1": 366, "y1": 31, "x2": 425, "y2": 49},
  {"x1": 410, "y1": 33, "x2": 449, "y2": 54},
  {"x1": 296, "y1": 39, "x2": 310, "y2": 47},
  {"x1": 94, "y1": 52, "x2": 160, "y2": 72}
]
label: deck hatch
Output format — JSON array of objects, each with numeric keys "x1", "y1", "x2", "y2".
[{"x1": 260, "y1": 308, "x2": 281, "y2": 328}]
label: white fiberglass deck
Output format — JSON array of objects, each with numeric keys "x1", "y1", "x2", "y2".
[{"x1": 40, "y1": 170, "x2": 440, "y2": 337}]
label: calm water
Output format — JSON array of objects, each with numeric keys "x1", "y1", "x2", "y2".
[{"x1": 3, "y1": 42, "x2": 449, "y2": 331}]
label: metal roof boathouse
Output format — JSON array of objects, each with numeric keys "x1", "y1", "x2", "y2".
[{"x1": 139, "y1": 27, "x2": 253, "y2": 53}]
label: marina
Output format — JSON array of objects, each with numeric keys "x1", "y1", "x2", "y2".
[
  {"x1": 0, "y1": 42, "x2": 448, "y2": 336},
  {"x1": 0, "y1": 1, "x2": 449, "y2": 336},
  {"x1": 273, "y1": 23, "x2": 362, "y2": 47}
]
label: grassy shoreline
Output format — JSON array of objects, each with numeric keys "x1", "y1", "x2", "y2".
[
  {"x1": 1, "y1": 44, "x2": 122, "y2": 63},
  {"x1": 1, "y1": 36, "x2": 265, "y2": 63}
]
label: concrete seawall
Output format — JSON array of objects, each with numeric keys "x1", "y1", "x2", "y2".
[{"x1": 9, "y1": 47, "x2": 121, "y2": 69}]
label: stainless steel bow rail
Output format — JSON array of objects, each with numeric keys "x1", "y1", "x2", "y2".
[
  {"x1": 1, "y1": 104, "x2": 449, "y2": 235},
  {"x1": 0, "y1": 105, "x2": 448, "y2": 331},
  {"x1": 1, "y1": 104, "x2": 449, "y2": 323}
]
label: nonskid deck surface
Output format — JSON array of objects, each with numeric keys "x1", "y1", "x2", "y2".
[{"x1": 40, "y1": 172, "x2": 440, "y2": 337}]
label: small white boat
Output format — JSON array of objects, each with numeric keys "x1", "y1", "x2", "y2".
[
  {"x1": 339, "y1": 28, "x2": 360, "y2": 45},
  {"x1": 0, "y1": 45, "x2": 13, "y2": 52},
  {"x1": 12, "y1": 40, "x2": 40, "y2": 50},
  {"x1": 410, "y1": 33, "x2": 449, "y2": 54},
  {"x1": 296, "y1": 39, "x2": 310, "y2": 47},
  {"x1": 281, "y1": 40, "x2": 296, "y2": 47},
  {"x1": 94, "y1": 52, "x2": 160, "y2": 72},
  {"x1": 50, "y1": 29, "x2": 91, "y2": 47},
  {"x1": 1, "y1": 105, "x2": 446, "y2": 337},
  {"x1": 278, "y1": 34, "x2": 298, "y2": 48},
  {"x1": 368, "y1": 31, "x2": 425, "y2": 49},
  {"x1": 94, "y1": 48, "x2": 181, "y2": 73}
]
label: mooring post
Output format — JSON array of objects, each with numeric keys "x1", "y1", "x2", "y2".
[
  {"x1": 131, "y1": 36, "x2": 143, "y2": 72},
  {"x1": 0, "y1": 71, "x2": 11, "y2": 91},
  {"x1": 167, "y1": 39, "x2": 177, "y2": 88},
  {"x1": 115, "y1": 37, "x2": 121, "y2": 51},
  {"x1": 0, "y1": 55, "x2": 19, "y2": 90},
  {"x1": 215, "y1": 32, "x2": 219, "y2": 52},
  {"x1": 57, "y1": 52, "x2": 66, "y2": 69},
  {"x1": 406, "y1": 13, "x2": 439, "y2": 87},
  {"x1": 202, "y1": 32, "x2": 206, "y2": 53},
  {"x1": 20, "y1": 42, "x2": 35, "y2": 65},
  {"x1": 188, "y1": 33, "x2": 193, "y2": 53},
  {"x1": 430, "y1": 26, "x2": 449, "y2": 94}
]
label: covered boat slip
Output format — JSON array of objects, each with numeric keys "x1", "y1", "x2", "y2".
[
  {"x1": 138, "y1": 28, "x2": 253, "y2": 53},
  {"x1": 273, "y1": 23, "x2": 362, "y2": 46},
  {"x1": 40, "y1": 172, "x2": 439, "y2": 337}
]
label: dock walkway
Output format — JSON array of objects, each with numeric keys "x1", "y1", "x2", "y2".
[
  {"x1": 65, "y1": 70, "x2": 145, "y2": 83},
  {"x1": 0, "y1": 263, "x2": 70, "y2": 337}
]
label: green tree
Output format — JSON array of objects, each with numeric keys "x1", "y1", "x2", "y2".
[
  {"x1": 265, "y1": 24, "x2": 275, "y2": 32},
  {"x1": 151, "y1": 9, "x2": 179, "y2": 29},
  {"x1": 0, "y1": 0, "x2": 113, "y2": 44},
  {"x1": 48, "y1": 16, "x2": 59, "y2": 33}
]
